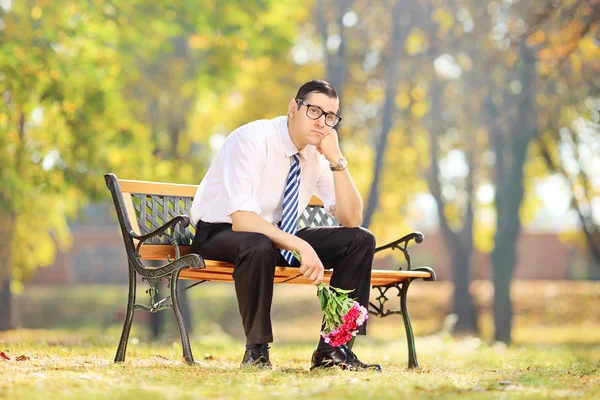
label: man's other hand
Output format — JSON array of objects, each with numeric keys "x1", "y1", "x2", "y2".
[{"x1": 297, "y1": 244, "x2": 324, "y2": 285}]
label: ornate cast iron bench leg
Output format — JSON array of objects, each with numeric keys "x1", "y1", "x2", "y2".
[
  {"x1": 400, "y1": 280, "x2": 419, "y2": 369},
  {"x1": 370, "y1": 282, "x2": 420, "y2": 369},
  {"x1": 170, "y1": 269, "x2": 194, "y2": 365},
  {"x1": 115, "y1": 264, "x2": 137, "y2": 363}
]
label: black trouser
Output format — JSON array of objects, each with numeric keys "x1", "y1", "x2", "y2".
[{"x1": 190, "y1": 222, "x2": 375, "y2": 345}]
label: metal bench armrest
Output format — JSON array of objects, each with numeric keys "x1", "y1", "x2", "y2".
[
  {"x1": 374, "y1": 231, "x2": 424, "y2": 271},
  {"x1": 131, "y1": 215, "x2": 190, "y2": 261}
]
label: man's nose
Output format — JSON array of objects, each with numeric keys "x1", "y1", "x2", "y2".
[{"x1": 314, "y1": 114, "x2": 326, "y2": 127}]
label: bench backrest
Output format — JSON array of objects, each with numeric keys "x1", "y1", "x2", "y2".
[{"x1": 105, "y1": 174, "x2": 338, "y2": 247}]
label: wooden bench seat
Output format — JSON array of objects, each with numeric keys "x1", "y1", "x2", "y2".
[
  {"x1": 139, "y1": 244, "x2": 432, "y2": 285},
  {"x1": 105, "y1": 173, "x2": 436, "y2": 369}
]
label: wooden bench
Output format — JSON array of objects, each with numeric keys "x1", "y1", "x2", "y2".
[{"x1": 104, "y1": 173, "x2": 436, "y2": 368}]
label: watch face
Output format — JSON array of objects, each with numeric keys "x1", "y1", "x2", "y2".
[{"x1": 331, "y1": 157, "x2": 347, "y2": 171}]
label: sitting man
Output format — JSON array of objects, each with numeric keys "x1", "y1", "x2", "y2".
[{"x1": 190, "y1": 79, "x2": 381, "y2": 371}]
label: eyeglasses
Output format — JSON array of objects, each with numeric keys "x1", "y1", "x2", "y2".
[{"x1": 295, "y1": 99, "x2": 342, "y2": 127}]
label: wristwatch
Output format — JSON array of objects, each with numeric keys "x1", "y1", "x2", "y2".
[{"x1": 330, "y1": 157, "x2": 348, "y2": 171}]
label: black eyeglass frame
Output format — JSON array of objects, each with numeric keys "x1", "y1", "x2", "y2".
[{"x1": 295, "y1": 99, "x2": 342, "y2": 127}]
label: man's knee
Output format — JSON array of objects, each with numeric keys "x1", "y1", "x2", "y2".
[
  {"x1": 239, "y1": 233, "x2": 279, "y2": 262},
  {"x1": 348, "y1": 227, "x2": 376, "y2": 250}
]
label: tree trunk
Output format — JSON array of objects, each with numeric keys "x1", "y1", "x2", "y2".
[
  {"x1": 451, "y1": 248, "x2": 478, "y2": 333},
  {"x1": 318, "y1": 0, "x2": 352, "y2": 106},
  {"x1": 490, "y1": 44, "x2": 537, "y2": 344},
  {"x1": 0, "y1": 278, "x2": 12, "y2": 331},
  {"x1": 363, "y1": 1, "x2": 406, "y2": 228},
  {"x1": 427, "y1": 76, "x2": 478, "y2": 333},
  {"x1": 0, "y1": 211, "x2": 15, "y2": 331},
  {"x1": 491, "y1": 251, "x2": 514, "y2": 343}
]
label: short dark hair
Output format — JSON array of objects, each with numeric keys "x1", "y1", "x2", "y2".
[{"x1": 295, "y1": 80, "x2": 338, "y2": 108}]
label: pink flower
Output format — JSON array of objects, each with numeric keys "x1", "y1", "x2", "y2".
[{"x1": 321, "y1": 301, "x2": 369, "y2": 347}]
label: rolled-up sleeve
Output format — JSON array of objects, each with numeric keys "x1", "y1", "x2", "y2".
[
  {"x1": 315, "y1": 165, "x2": 337, "y2": 216},
  {"x1": 222, "y1": 135, "x2": 265, "y2": 216}
]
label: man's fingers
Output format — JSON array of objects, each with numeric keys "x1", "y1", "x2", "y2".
[
  {"x1": 315, "y1": 270, "x2": 324, "y2": 285},
  {"x1": 300, "y1": 264, "x2": 313, "y2": 277}
]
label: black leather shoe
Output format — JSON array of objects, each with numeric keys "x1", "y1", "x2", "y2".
[
  {"x1": 241, "y1": 344, "x2": 272, "y2": 369},
  {"x1": 310, "y1": 345, "x2": 382, "y2": 372}
]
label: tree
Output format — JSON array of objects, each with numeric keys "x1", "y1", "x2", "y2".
[
  {"x1": 0, "y1": 1, "x2": 154, "y2": 330},
  {"x1": 118, "y1": 0, "x2": 304, "y2": 336},
  {"x1": 533, "y1": 0, "x2": 600, "y2": 270}
]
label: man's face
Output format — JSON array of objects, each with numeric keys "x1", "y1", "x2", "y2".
[{"x1": 288, "y1": 92, "x2": 339, "y2": 149}]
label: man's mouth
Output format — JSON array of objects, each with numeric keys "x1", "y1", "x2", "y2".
[{"x1": 311, "y1": 130, "x2": 324, "y2": 136}]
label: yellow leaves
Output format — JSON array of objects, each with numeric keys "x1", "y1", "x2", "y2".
[
  {"x1": 395, "y1": 92, "x2": 411, "y2": 110},
  {"x1": 519, "y1": 193, "x2": 542, "y2": 226},
  {"x1": 433, "y1": 8, "x2": 454, "y2": 38},
  {"x1": 476, "y1": 128, "x2": 488, "y2": 147},
  {"x1": 31, "y1": 7, "x2": 43, "y2": 21},
  {"x1": 411, "y1": 86, "x2": 426, "y2": 102},
  {"x1": 188, "y1": 34, "x2": 211, "y2": 50},
  {"x1": 14, "y1": 46, "x2": 26, "y2": 60},
  {"x1": 456, "y1": 53, "x2": 473, "y2": 71},
  {"x1": 569, "y1": 53, "x2": 582, "y2": 79},
  {"x1": 526, "y1": 30, "x2": 546, "y2": 47},
  {"x1": 474, "y1": 213, "x2": 496, "y2": 254},
  {"x1": 525, "y1": 143, "x2": 550, "y2": 179},
  {"x1": 402, "y1": 146, "x2": 417, "y2": 165},
  {"x1": 538, "y1": 47, "x2": 555, "y2": 61},
  {"x1": 578, "y1": 37, "x2": 600, "y2": 61},
  {"x1": 404, "y1": 29, "x2": 429, "y2": 56},
  {"x1": 107, "y1": 150, "x2": 125, "y2": 167},
  {"x1": 235, "y1": 38, "x2": 248, "y2": 52},
  {"x1": 443, "y1": 203, "x2": 461, "y2": 229},
  {"x1": 411, "y1": 102, "x2": 429, "y2": 119},
  {"x1": 506, "y1": 51, "x2": 517, "y2": 68},
  {"x1": 61, "y1": 101, "x2": 78, "y2": 115}
]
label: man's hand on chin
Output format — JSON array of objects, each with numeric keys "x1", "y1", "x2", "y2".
[{"x1": 316, "y1": 129, "x2": 342, "y2": 164}]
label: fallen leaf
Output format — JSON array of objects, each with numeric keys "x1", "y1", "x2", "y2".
[
  {"x1": 16, "y1": 355, "x2": 29, "y2": 361},
  {"x1": 0, "y1": 352, "x2": 9, "y2": 361}
]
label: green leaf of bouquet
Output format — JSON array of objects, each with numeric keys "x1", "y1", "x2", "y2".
[
  {"x1": 317, "y1": 290, "x2": 327, "y2": 311},
  {"x1": 291, "y1": 250, "x2": 302, "y2": 263},
  {"x1": 331, "y1": 287, "x2": 354, "y2": 295}
]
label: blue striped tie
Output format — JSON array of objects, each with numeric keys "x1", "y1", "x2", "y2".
[{"x1": 280, "y1": 154, "x2": 301, "y2": 265}]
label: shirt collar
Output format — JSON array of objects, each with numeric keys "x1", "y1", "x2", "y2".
[{"x1": 278, "y1": 116, "x2": 309, "y2": 159}]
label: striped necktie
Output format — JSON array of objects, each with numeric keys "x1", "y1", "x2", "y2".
[{"x1": 280, "y1": 154, "x2": 301, "y2": 265}]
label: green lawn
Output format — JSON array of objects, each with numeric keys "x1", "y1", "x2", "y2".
[
  {"x1": 2, "y1": 281, "x2": 599, "y2": 399},
  {"x1": 1, "y1": 328, "x2": 598, "y2": 399}
]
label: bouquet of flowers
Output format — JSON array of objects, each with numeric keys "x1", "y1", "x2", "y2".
[{"x1": 292, "y1": 251, "x2": 368, "y2": 347}]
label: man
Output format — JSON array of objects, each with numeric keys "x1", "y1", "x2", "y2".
[{"x1": 190, "y1": 79, "x2": 381, "y2": 371}]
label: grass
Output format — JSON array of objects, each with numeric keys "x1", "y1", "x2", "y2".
[
  {"x1": 2, "y1": 280, "x2": 599, "y2": 399},
  {"x1": 1, "y1": 330, "x2": 598, "y2": 399}
]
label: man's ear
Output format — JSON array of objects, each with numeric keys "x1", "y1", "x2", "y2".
[{"x1": 288, "y1": 99, "x2": 297, "y2": 117}]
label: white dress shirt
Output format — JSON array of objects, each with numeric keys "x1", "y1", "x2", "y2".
[{"x1": 190, "y1": 116, "x2": 336, "y2": 226}]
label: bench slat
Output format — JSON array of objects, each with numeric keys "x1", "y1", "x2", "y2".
[
  {"x1": 150, "y1": 249, "x2": 434, "y2": 285},
  {"x1": 117, "y1": 179, "x2": 324, "y2": 207}
]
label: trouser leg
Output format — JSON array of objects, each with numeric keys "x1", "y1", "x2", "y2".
[
  {"x1": 296, "y1": 226, "x2": 376, "y2": 336},
  {"x1": 191, "y1": 224, "x2": 280, "y2": 344}
]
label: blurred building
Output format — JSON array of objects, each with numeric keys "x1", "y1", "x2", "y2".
[{"x1": 29, "y1": 201, "x2": 599, "y2": 286}]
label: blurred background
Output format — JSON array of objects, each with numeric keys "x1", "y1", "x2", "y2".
[{"x1": 0, "y1": 0, "x2": 599, "y2": 348}]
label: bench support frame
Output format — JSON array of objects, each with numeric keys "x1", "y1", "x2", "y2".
[{"x1": 106, "y1": 173, "x2": 437, "y2": 369}]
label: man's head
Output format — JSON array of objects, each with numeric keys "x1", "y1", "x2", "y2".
[{"x1": 287, "y1": 79, "x2": 341, "y2": 150}]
